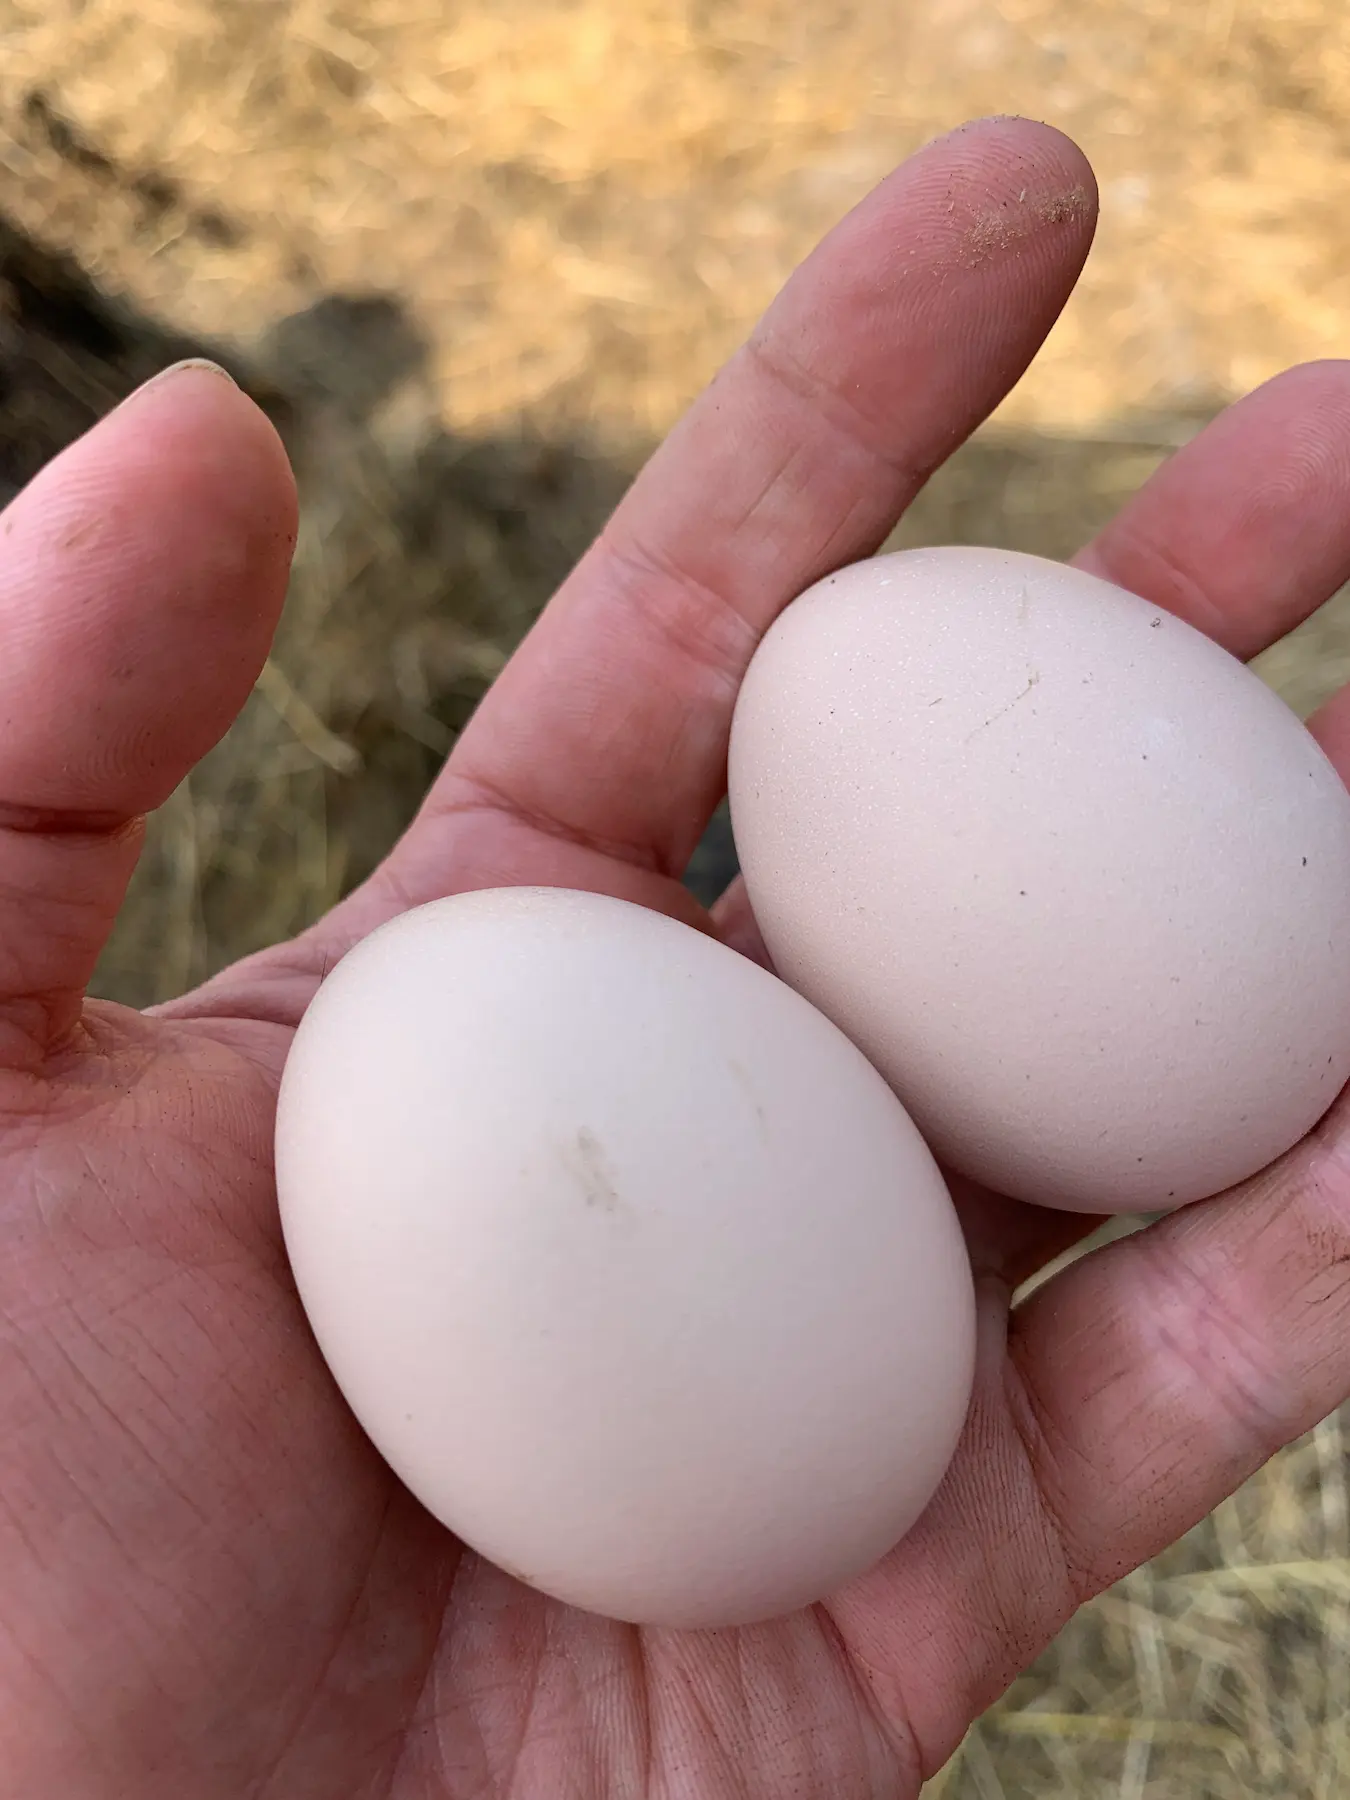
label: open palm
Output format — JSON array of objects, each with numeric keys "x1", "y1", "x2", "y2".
[{"x1": 5, "y1": 119, "x2": 1350, "y2": 1798}]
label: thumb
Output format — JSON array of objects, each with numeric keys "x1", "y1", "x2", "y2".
[{"x1": 0, "y1": 360, "x2": 296, "y2": 1066}]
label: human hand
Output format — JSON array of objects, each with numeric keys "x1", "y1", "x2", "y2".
[{"x1": 5, "y1": 117, "x2": 1350, "y2": 1798}]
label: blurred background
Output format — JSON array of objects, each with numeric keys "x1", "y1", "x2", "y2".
[{"x1": 2, "y1": 1, "x2": 1348, "y2": 1792}]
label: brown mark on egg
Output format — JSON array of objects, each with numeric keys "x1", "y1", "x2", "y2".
[
  {"x1": 728, "y1": 1057, "x2": 769, "y2": 1141},
  {"x1": 562, "y1": 1127, "x2": 624, "y2": 1213}
]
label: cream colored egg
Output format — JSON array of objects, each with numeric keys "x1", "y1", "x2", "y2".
[
  {"x1": 729, "y1": 547, "x2": 1350, "y2": 1214},
  {"x1": 276, "y1": 886, "x2": 975, "y2": 1628}
]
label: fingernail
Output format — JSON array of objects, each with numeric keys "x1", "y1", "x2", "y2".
[{"x1": 118, "y1": 358, "x2": 238, "y2": 409}]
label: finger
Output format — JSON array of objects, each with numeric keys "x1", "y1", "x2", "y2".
[
  {"x1": 709, "y1": 875, "x2": 770, "y2": 966},
  {"x1": 1011, "y1": 1098, "x2": 1350, "y2": 1582},
  {"x1": 827, "y1": 1087, "x2": 1350, "y2": 1776},
  {"x1": 363, "y1": 118, "x2": 1097, "y2": 916},
  {"x1": 1309, "y1": 688, "x2": 1350, "y2": 776},
  {"x1": 1305, "y1": 621, "x2": 1350, "y2": 772},
  {"x1": 0, "y1": 363, "x2": 296, "y2": 1062},
  {"x1": 1075, "y1": 360, "x2": 1350, "y2": 658}
]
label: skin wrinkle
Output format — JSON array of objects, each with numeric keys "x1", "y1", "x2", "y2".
[
  {"x1": 969, "y1": 1379, "x2": 1103, "y2": 1725},
  {"x1": 0, "y1": 841, "x2": 144, "y2": 1061},
  {"x1": 728, "y1": 349, "x2": 934, "y2": 583},
  {"x1": 619, "y1": 1625, "x2": 656, "y2": 1800},
  {"x1": 0, "y1": 805, "x2": 140, "y2": 838},
  {"x1": 653, "y1": 1643, "x2": 743, "y2": 1800},
  {"x1": 810, "y1": 1603, "x2": 919, "y2": 1793},
  {"x1": 1002, "y1": 1332, "x2": 1130, "y2": 1604},
  {"x1": 419, "y1": 1565, "x2": 514, "y2": 1795},
  {"x1": 0, "y1": 856, "x2": 127, "y2": 927},
  {"x1": 18, "y1": 1343, "x2": 165, "y2": 1568},
  {"x1": 0, "y1": 1616, "x2": 108, "y2": 1775},
  {"x1": 492, "y1": 1603, "x2": 555, "y2": 1800},
  {"x1": 424, "y1": 773, "x2": 674, "y2": 880},
  {"x1": 740, "y1": 332, "x2": 935, "y2": 494},
  {"x1": 255, "y1": 1494, "x2": 401, "y2": 1800},
  {"x1": 572, "y1": 1622, "x2": 634, "y2": 1800},
  {"x1": 1161, "y1": 1175, "x2": 1350, "y2": 1426},
  {"x1": 1128, "y1": 1231, "x2": 1301, "y2": 1450},
  {"x1": 35, "y1": 1313, "x2": 219, "y2": 1541},
  {"x1": 0, "y1": 1449, "x2": 47, "y2": 1569},
  {"x1": 590, "y1": 531, "x2": 756, "y2": 704},
  {"x1": 687, "y1": 416, "x2": 804, "y2": 549},
  {"x1": 830, "y1": 1312, "x2": 1077, "y2": 1766}
]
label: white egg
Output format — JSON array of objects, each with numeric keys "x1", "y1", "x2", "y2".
[
  {"x1": 730, "y1": 546, "x2": 1350, "y2": 1213},
  {"x1": 276, "y1": 886, "x2": 975, "y2": 1628}
]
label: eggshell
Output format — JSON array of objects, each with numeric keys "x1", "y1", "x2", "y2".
[
  {"x1": 729, "y1": 546, "x2": 1350, "y2": 1213},
  {"x1": 275, "y1": 886, "x2": 975, "y2": 1628}
]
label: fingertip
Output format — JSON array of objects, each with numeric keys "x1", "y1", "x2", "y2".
[
  {"x1": 10, "y1": 357, "x2": 299, "y2": 585},
  {"x1": 983, "y1": 113, "x2": 1098, "y2": 182},
  {"x1": 911, "y1": 113, "x2": 1098, "y2": 217},
  {"x1": 1078, "y1": 354, "x2": 1350, "y2": 661},
  {"x1": 818, "y1": 114, "x2": 1097, "y2": 323},
  {"x1": 1243, "y1": 358, "x2": 1350, "y2": 465},
  {"x1": 118, "y1": 356, "x2": 240, "y2": 403},
  {"x1": 764, "y1": 113, "x2": 1097, "y2": 462},
  {"x1": 110, "y1": 360, "x2": 299, "y2": 550},
  {"x1": 0, "y1": 356, "x2": 300, "y2": 816}
]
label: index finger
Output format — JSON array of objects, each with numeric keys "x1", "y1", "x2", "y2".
[{"x1": 398, "y1": 118, "x2": 1097, "y2": 890}]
